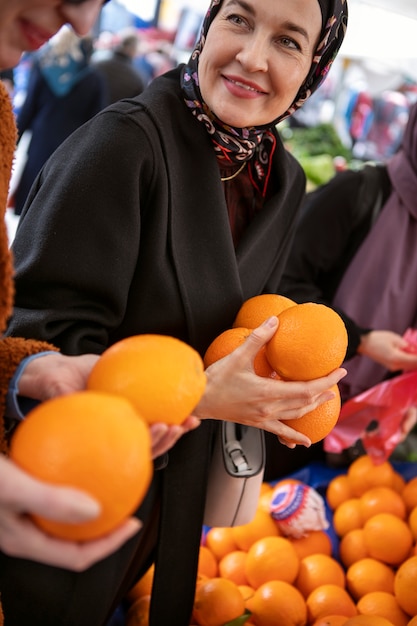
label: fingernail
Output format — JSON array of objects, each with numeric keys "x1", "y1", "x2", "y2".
[{"x1": 263, "y1": 316, "x2": 278, "y2": 328}]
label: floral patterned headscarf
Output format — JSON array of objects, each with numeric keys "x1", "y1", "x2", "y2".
[{"x1": 181, "y1": 0, "x2": 348, "y2": 195}]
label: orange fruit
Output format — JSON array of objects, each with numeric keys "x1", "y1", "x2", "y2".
[
  {"x1": 326, "y1": 474, "x2": 353, "y2": 511},
  {"x1": 245, "y1": 579, "x2": 307, "y2": 626},
  {"x1": 339, "y1": 529, "x2": 368, "y2": 568},
  {"x1": 402, "y1": 477, "x2": 417, "y2": 514},
  {"x1": 347, "y1": 456, "x2": 395, "y2": 497},
  {"x1": 126, "y1": 595, "x2": 150, "y2": 626},
  {"x1": 394, "y1": 555, "x2": 417, "y2": 616},
  {"x1": 333, "y1": 498, "x2": 363, "y2": 537},
  {"x1": 289, "y1": 530, "x2": 333, "y2": 560},
  {"x1": 203, "y1": 326, "x2": 275, "y2": 377},
  {"x1": 265, "y1": 303, "x2": 348, "y2": 381},
  {"x1": 238, "y1": 584, "x2": 255, "y2": 602},
  {"x1": 312, "y1": 617, "x2": 349, "y2": 626},
  {"x1": 407, "y1": 617, "x2": 417, "y2": 626},
  {"x1": 306, "y1": 584, "x2": 357, "y2": 623},
  {"x1": 363, "y1": 513, "x2": 413, "y2": 566},
  {"x1": 87, "y1": 334, "x2": 206, "y2": 425},
  {"x1": 192, "y1": 577, "x2": 245, "y2": 626},
  {"x1": 233, "y1": 293, "x2": 296, "y2": 329},
  {"x1": 218, "y1": 550, "x2": 249, "y2": 586},
  {"x1": 126, "y1": 565, "x2": 155, "y2": 604},
  {"x1": 198, "y1": 545, "x2": 218, "y2": 579},
  {"x1": 245, "y1": 535, "x2": 300, "y2": 588},
  {"x1": 359, "y1": 487, "x2": 406, "y2": 522},
  {"x1": 205, "y1": 526, "x2": 239, "y2": 560},
  {"x1": 231, "y1": 508, "x2": 279, "y2": 552},
  {"x1": 346, "y1": 558, "x2": 395, "y2": 600},
  {"x1": 357, "y1": 592, "x2": 409, "y2": 626},
  {"x1": 295, "y1": 553, "x2": 345, "y2": 598},
  {"x1": 281, "y1": 384, "x2": 341, "y2": 443},
  {"x1": 392, "y1": 472, "x2": 406, "y2": 494},
  {"x1": 344, "y1": 617, "x2": 397, "y2": 626},
  {"x1": 408, "y1": 506, "x2": 417, "y2": 541},
  {"x1": 9, "y1": 391, "x2": 152, "y2": 541}
]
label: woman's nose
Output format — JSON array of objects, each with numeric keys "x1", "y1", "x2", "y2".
[
  {"x1": 235, "y1": 35, "x2": 269, "y2": 72},
  {"x1": 60, "y1": 1, "x2": 103, "y2": 37}
]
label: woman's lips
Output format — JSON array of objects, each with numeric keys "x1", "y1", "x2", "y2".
[
  {"x1": 19, "y1": 18, "x2": 54, "y2": 50},
  {"x1": 223, "y1": 75, "x2": 266, "y2": 99}
]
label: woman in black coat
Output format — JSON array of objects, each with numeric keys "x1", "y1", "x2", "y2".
[{"x1": 4, "y1": 0, "x2": 348, "y2": 624}]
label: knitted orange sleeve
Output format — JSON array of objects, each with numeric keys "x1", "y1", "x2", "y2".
[{"x1": 0, "y1": 337, "x2": 59, "y2": 454}]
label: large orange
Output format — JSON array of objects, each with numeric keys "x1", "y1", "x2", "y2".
[
  {"x1": 338, "y1": 528, "x2": 368, "y2": 568},
  {"x1": 281, "y1": 384, "x2": 341, "y2": 443},
  {"x1": 408, "y1": 506, "x2": 417, "y2": 542},
  {"x1": 357, "y1": 591, "x2": 409, "y2": 626},
  {"x1": 265, "y1": 303, "x2": 348, "y2": 381},
  {"x1": 326, "y1": 474, "x2": 353, "y2": 511},
  {"x1": 231, "y1": 508, "x2": 279, "y2": 552},
  {"x1": 245, "y1": 580, "x2": 307, "y2": 626},
  {"x1": 295, "y1": 553, "x2": 345, "y2": 599},
  {"x1": 346, "y1": 558, "x2": 395, "y2": 600},
  {"x1": 218, "y1": 550, "x2": 249, "y2": 586},
  {"x1": 9, "y1": 391, "x2": 152, "y2": 541},
  {"x1": 394, "y1": 555, "x2": 417, "y2": 616},
  {"x1": 192, "y1": 577, "x2": 245, "y2": 626},
  {"x1": 306, "y1": 585, "x2": 358, "y2": 623},
  {"x1": 359, "y1": 487, "x2": 406, "y2": 522},
  {"x1": 205, "y1": 526, "x2": 239, "y2": 560},
  {"x1": 245, "y1": 535, "x2": 300, "y2": 588},
  {"x1": 347, "y1": 456, "x2": 395, "y2": 497},
  {"x1": 203, "y1": 327, "x2": 275, "y2": 378},
  {"x1": 289, "y1": 530, "x2": 333, "y2": 560},
  {"x1": 87, "y1": 334, "x2": 206, "y2": 425},
  {"x1": 233, "y1": 293, "x2": 296, "y2": 329},
  {"x1": 363, "y1": 513, "x2": 413, "y2": 566},
  {"x1": 333, "y1": 498, "x2": 363, "y2": 537},
  {"x1": 198, "y1": 545, "x2": 218, "y2": 579},
  {"x1": 401, "y1": 477, "x2": 417, "y2": 513}
]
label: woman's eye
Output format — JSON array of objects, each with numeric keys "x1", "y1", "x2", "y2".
[
  {"x1": 227, "y1": 13, "x2": 247, "y2": 27},
  {"x1": 279, "y1": 36, "x2": 300, "y2": 51}
]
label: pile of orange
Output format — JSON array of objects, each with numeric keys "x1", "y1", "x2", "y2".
[
  {"x1": 203, "y1": 294, "x2": 348, "y2": 444},
  {"x1": 125, "y1": 455, "x2": 417, "y2": 626}
]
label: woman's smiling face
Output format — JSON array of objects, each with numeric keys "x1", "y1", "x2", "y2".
[
  {"x1": 0, "y1": 0, "x2": 105, "y2": 70},
  {"x1": 198, "y1": 0, "x2": 322, "y2": 128}
]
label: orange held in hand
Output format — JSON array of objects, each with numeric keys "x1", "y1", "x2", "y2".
[
  {"x1": 9, "y1": 391, "x2": 153, "y2": 541},
  {"x1": 265, "y1": 302, "x2": 348, "y2": 381},
  {"x1": 233, "y1": 293, "x2": 296, "y2": 329},
  {"x1": 87, "y1": 334, "x2": 206, "y2": 425},
  {"x1": 203, "y1": 326, "x2": 275, "y2": 378},
  {"x1": 281, "y1": 384, "x2": 341, "y2": 444}
]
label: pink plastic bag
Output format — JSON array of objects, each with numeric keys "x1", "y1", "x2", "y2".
[{"x1": 324, "y1": 370, "x2": 417, "y2": 463}]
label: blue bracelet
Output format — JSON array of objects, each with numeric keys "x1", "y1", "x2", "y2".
[{"x1": 6, "y1": 351, "x2": 59, "y2": 420}]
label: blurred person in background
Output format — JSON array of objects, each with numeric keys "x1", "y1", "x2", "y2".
[
  {"x1": 11, "y1": 25, "x2": 108, "y2": 216},
  {"x1": 93, "y1": 28, "x2": 145, "y2": 104}
]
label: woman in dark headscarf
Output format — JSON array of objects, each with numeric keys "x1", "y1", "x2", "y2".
[{"x1": 4, "y1": 0, "x2": 347, "y2": 624}]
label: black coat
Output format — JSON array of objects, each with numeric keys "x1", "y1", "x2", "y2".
[
  {"x1": 14, "y1": 61, "x2": 108, "y2": 215},
  {"x1": 5, "y1": 66, "x2": 305, "y2": 626}
]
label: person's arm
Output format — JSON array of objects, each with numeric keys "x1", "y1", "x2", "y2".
[{"x1": 279, "y1": 170, "x2": 370, "y2": 359}]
